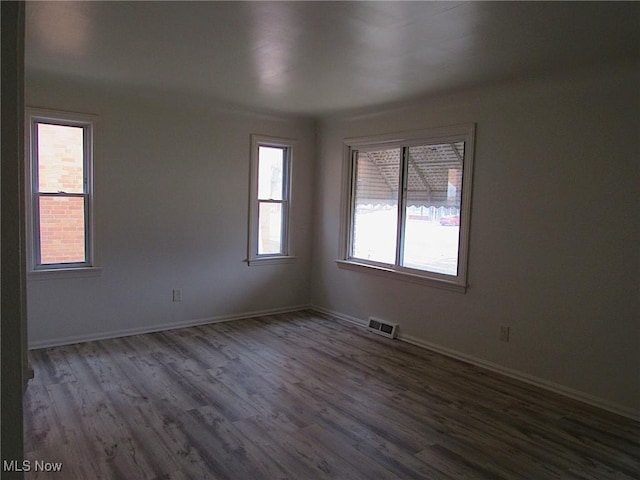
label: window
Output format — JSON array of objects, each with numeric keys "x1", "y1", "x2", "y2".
[
  {"x1": 26, "y1": 108, "x2": 98, "y2": 273},
  {"x1": 339, "y1": 124, "x2": 475, "y2": 292},
  {"x1": 248, "y1": 135, "x2": 295, "y2": 265}
]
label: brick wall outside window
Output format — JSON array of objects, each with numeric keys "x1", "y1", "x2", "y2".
[{"x1": 37, "y1": 123, "x2": 87, "y2": 264}]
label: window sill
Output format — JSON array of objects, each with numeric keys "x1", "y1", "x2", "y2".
[
  {"x1": 248, "y1": 256, "x2": 296, "y2": 266},
  {"x1": 28, "y1": 266, "x2": 103, "y2": 281},
  {"x1": 335, "y1": 260, "x2": 467, "y2": 293}
]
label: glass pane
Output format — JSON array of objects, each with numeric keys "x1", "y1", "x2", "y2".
[
  {"x1": 37, "y1": 123, "x2": 85, "y2": 193},
  {"x1": 402, "y1": 142, "x2": 464, "y2": 276},
  {"x1": 39, "y1": 196, "x2": 86, "y2": 264},
  {"x1": 351, "y1": 148, "x2": 400, "y2": 264},
  {"x1": 258, "y1": 146, "x2": 285, "y2": 200},
  {"x1": 258, "y1": 202, "x2": 283, "y2": 254}
]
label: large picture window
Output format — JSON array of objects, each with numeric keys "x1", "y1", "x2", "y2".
[
  {"x1": 339, "y1": 124, "x2": 475, "y2": 291},
  {"x1": 248, "y1": 135, "x2": 295, "y2": 265},
  {"x1": 26, "y1": 108, "x2": 97, "y2": 272}
]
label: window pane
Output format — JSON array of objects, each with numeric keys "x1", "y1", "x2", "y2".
[
  {"x1": 257, "y1": 146, "x2": 284, "y2": 200},
  {"x1": 351, "y1": 148, "x2": 400, "y2": 264},
  {"x1": 37, "y1": 123, "x2": 85, "y2": 193},
  {"x1": 39, "y1": 196, "x2": 86, "y2": 264},
  {"x1": 258, "y1": 202, "x2": 283, "y2": 254},
  {"x1": 402, "y1": 142, "x2": 464, "y2": 275}
]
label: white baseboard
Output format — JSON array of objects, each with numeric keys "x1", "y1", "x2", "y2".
[
  {"x1": 311, "y1": 305, "x2": 640, "y2": 421},
  {"x1": 312, "y1": 305, "x2": 368, "y2": 327},
  {"x1": 28, "y1": 304, "x2": 311, "y2": 350}
]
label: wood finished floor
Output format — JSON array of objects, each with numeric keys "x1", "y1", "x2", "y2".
[{"x1": 24, "y1": 310, "x2": 639, "y2": 479}]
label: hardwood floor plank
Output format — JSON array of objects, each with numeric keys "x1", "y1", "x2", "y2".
[
  {"x1": 231, "y1": 415, "x2": 326, "y2": 479},
  {"x1": 24, "y1": 310, "x2": 640, "y2": 479}
]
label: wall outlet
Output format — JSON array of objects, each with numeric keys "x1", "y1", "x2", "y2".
[
  {"x1": 172, "y1": 289, "x2": 182, "y2": 302},
  {"x1": 499, "y1": 325, "x2": 510, "y2": 342}
]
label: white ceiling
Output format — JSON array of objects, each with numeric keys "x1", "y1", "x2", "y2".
[{"x1": 25, "y1": 1, "x2": 639, "y2": 117}]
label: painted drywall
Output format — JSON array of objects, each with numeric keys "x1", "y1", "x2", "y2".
[
  {"x1": 1, "y1": 1, "x2": 27, "y2": 472},
  {"x1": 25, "y1": 75, "x2": 316, "y2": 346},
  {"x1": 311, "y1": 63, "x2": 640, "y2": 414}
]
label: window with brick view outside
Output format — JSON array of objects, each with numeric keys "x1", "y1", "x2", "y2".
[{"x1": 36, "y1": 123, "x2": 87, "y2": 264}]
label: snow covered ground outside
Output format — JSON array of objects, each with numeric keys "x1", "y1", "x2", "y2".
[{"x1": 352, "y1": 208, "x2": 459, "y2": 276}]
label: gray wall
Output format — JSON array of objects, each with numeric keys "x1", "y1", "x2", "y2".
[
  {"x1": 311, "y1": 63, "x2": 640, "y2": 415},
  {"x1": 25, "y1": 75, "x2": 316, "y2": 346}
]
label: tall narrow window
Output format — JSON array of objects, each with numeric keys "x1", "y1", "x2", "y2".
[
  {"x1": 26, "y1": 109, "x2": 97, "y2": 271},
  {"x1": 248, "y1": 135, "x2": 295, "y2": 265},
  {"x1": 340, "y1": 124, "x2": 475, "y2": 292}
]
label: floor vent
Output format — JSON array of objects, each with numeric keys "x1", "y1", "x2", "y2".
[{"x1": 367, "y1": 317, "x2": 398, "y2": 339}]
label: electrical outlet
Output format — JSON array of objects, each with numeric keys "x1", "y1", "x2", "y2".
[
  {"x1": 172, "y1": 289, "x2": 182, "y2": 302},
  {"x1": 499, "y1": 325, "x2": 510, "y2": 342}
]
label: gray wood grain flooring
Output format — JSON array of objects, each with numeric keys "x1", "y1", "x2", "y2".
[{"x1": 24, "y1": 310, "x2": 639, "y2": 479}]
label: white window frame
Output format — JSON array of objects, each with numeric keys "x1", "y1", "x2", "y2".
[
  {"x1": 248, "y1": 134, "x2": 296, "y2": 266},
  {"x1": 337, "y1": 124, "x2": 475, "y2": 293},
  {"x1": 25, "y1": 107, "x2": 101, "y2": 278}
]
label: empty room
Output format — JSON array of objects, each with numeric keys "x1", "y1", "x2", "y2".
[{"x1": 2, "y1": 1, "x2": 639, "y2": 479}]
